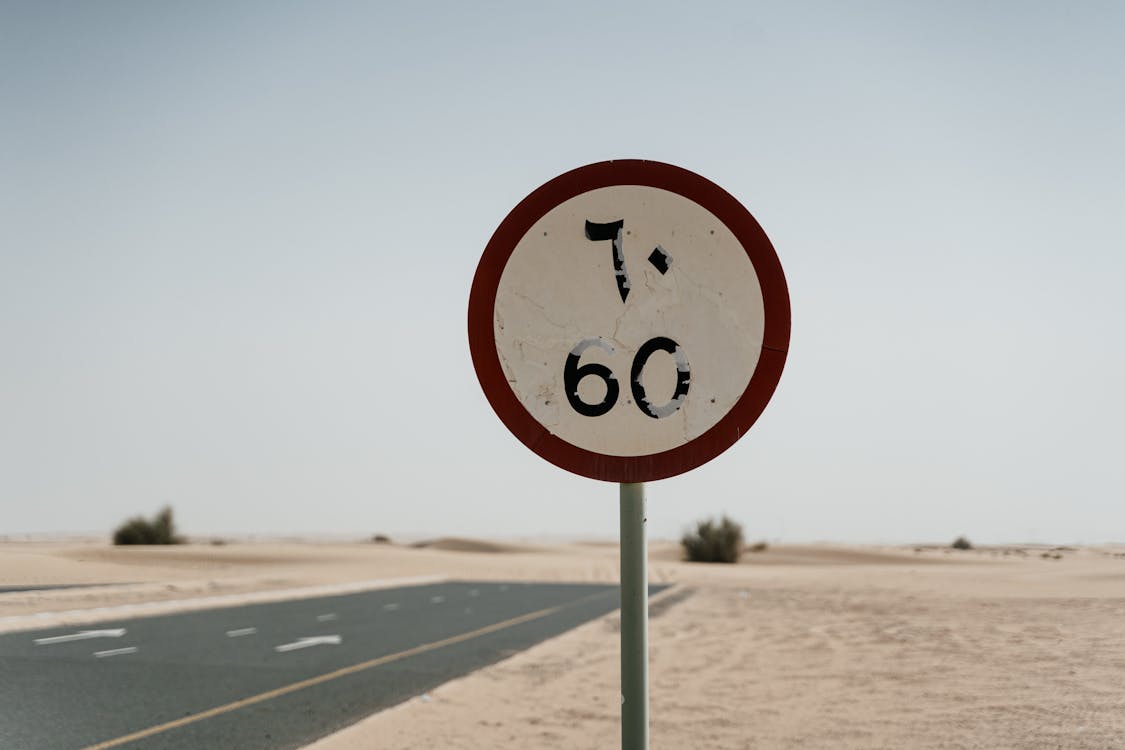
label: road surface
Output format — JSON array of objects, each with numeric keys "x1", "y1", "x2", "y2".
[{"x1": 0, "y1": 580, "x2": 664, "y2": 750}]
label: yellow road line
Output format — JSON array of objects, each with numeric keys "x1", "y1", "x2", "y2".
[{"x1": 81, "y1": 588, "x2": 616, "y2": 750}]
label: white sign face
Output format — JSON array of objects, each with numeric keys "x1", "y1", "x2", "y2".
[
  {"x1": 469, "y1": 160, "x2": 789, "y2": 482},
  {"x1": 493, "y1": 185, "x2": 765, "y2": 457}
]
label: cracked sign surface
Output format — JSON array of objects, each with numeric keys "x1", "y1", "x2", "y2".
[
  {"x1": 469, "y1": 160, "x2": 790, "y2": 482},
  {"x1": 494, "y1": 185, "x2": 764, "y2": 457}
]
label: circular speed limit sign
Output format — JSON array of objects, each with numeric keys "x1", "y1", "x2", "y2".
[{"x1": 468, "y1": 160, "x2": 790, "y2": 482}]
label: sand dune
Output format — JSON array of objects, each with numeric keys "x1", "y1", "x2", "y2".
[
  {"x1": 55, "y1": 544, "x2": 355, "y2": 569},
  {"x1": 735, "y1": 544, "x2": 956, "y2": 566},
  {"x1": 648, "y1": 542, "x2": 960, "y2": 566},
  {"x1": 409, "y1": 537, "x2": 541, "y2": 554}
]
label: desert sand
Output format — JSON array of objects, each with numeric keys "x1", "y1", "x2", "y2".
[{"x1": 3, "y1": 538, "x2": 1124, "y2": 748}]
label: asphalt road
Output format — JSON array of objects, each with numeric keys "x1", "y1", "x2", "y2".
[
  {"x1": 0, "y1": 584, "x2": 108, "y2": 594},
  {"x1": 0, "y1": 580, "x2": 664, "y2": 750}
]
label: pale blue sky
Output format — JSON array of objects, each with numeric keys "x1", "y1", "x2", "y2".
[{"x1": 2, "y1": 1, "x2": 1123, "y2": 543}]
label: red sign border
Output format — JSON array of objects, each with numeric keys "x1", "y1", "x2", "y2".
[{"x1": 468, "y1": 160, "x2": 791, "y2": 483}]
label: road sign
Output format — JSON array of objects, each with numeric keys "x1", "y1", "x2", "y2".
[{"x1": 468, "y1": 160, "x2": 790, "y2": 482}]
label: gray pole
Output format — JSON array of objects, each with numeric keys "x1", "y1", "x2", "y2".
[{"x1": 619, "y1": 481, "x2": 649, "y2": 750}]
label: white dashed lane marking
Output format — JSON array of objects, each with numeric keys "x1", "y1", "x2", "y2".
[
  {"x1": 34, "y1": 629, "x2": 126, "y2": 645},
  {"x1": 226, "y1": 628, "x2": 257, "y2": 638},
  {"x1": 430, "y1": 596, "x2": 444, "y2": 604},
  {"x1": 382, "y1": 603, "x2": 399, "y2": 611},
  {"x1": 274, "y1": 636, "x2": 341, "y2": 653},
  {"x1": 94, "y1": 647, "x2": 138, "y2": 658},
  {"x1": 316, "y1": 614, "x2": 337, "y2": 622}
]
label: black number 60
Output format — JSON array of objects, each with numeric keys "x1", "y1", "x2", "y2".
[{"x1": 564, "y1": 337, "x2": 690, "y2": 419}]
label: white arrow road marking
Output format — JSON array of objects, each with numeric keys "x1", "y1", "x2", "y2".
[
  {"x1": 274, "y1": 635, "x2": 341, "y2": 653},
  {"x1": 226, "y1": 628, "x2": 257, "y2": 638},
  {"x1": 34, "y1": 629, "x2": 127, "y2": 645},
  {"x1": 94, "y1": 647, "x2": 137, "y2": 658},
  {"x1": 430, "y1": 596, "x2": 444, "y2": 604},
  {"x1": 316, "y1": 613, "x2": 337, "y2": 622}
]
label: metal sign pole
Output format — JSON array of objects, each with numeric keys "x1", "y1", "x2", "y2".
[{"x1": 619, "y1": 481, "x2": 649, "y2": 750}]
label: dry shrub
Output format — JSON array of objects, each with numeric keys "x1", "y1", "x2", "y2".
[
  {"x1": 951, "y1": 535, "x2": 973, "y2": 550},
  {"x1": 113, "y1": 506, "x2": 184, "y2": 545},
  {"x1": 682, "y1": 515, "x2": 744, "y2": 563}
]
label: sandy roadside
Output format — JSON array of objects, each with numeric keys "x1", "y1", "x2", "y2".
[{"x1": 304, "y1": 547, "x2": 1125, "y2": 750}]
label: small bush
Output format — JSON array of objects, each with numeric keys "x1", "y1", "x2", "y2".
[
  {"x1": 371, "y1": 534, "x2": 392, "y2": 544},
  {"x1": 747, "y1": 541, "x2": 769, "y2": 553},
  {"x1": 112, "y1": 506, "x2": 184, "y2": 545},
  {"x1": 951, "y1": 535, "x2": 973, "y2": 550},
  {"x1": 682, "y1": 515, "x2": 744, "y2": 563}
]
